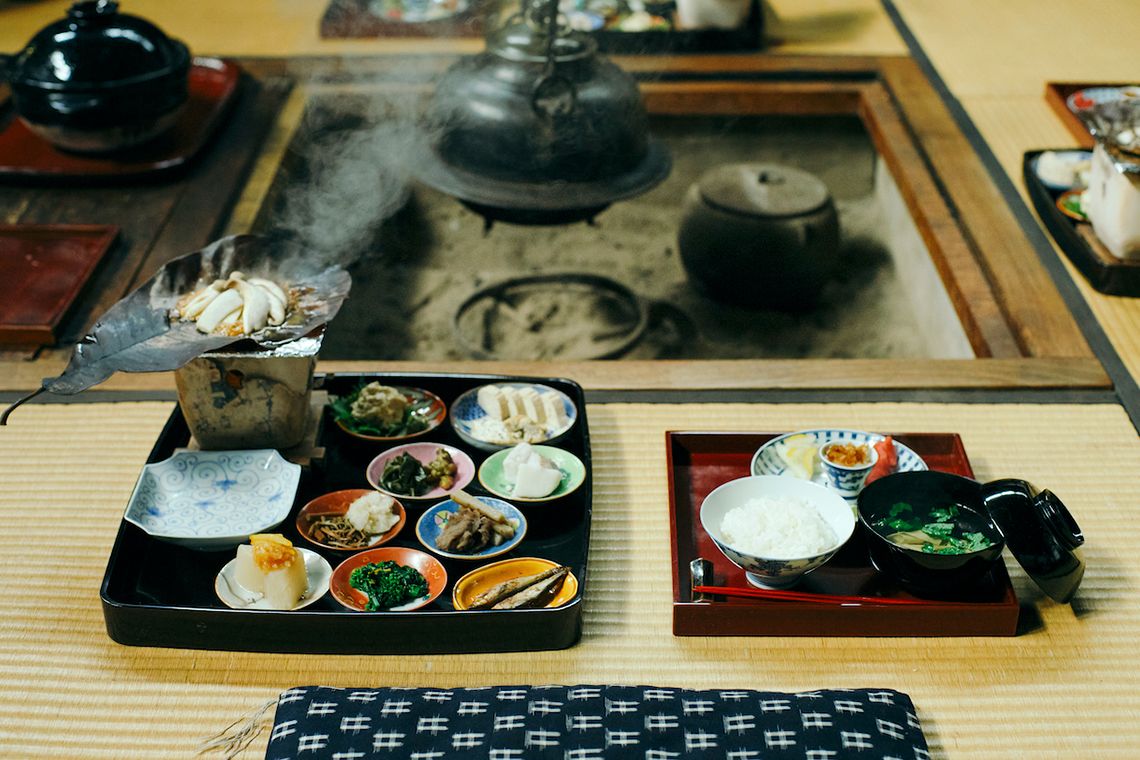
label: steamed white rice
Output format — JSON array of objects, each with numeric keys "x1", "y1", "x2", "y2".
[{"x1": 720, "y1": 496, "x2": 837, "y2": 557}]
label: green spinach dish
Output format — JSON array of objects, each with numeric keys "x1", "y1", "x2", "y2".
[
  {"x1": 332, "y1": 382, "x2": 432, "y2": 438},
  {"x1": 349, "y1": 560, "x2": 429, "y2": 611},
  {"x1": 875, "y1": 502, "x2": 1000, "y2": 555}
]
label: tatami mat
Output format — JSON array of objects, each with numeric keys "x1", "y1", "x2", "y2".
[{"x1": 0, "y1": 400, "x2": 1137, "y2": 758}]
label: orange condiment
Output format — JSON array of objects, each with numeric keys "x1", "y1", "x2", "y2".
[
  {"x1": 824, "y1": 443, "x2": 871, "y2": 467},
  {"x1": 249, "y1": 534, "x2": 298, "y2": 572}
]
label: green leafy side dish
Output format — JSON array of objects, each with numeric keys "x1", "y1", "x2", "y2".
[
  {"x1": 331, "y1": 384, "x2": 432, "y2": 438},
  {"x1": 874, "y1": 501, "x2": 999, "y2": 555},
  {"x1": 349, "y1": 560, "x2": 429, "y2": 611}
]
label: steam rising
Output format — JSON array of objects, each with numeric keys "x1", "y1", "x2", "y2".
[{"x1": 271, "y1": 66, "x2": 443, "y2": 270}]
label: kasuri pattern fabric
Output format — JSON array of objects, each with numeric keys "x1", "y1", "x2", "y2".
[{"x1": 266, "y1": 684, "x2": 930, "y2": 759}]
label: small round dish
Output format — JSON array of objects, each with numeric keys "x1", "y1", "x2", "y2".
[
  {"x1": 215, "y1": 547, "x2": 331, "y2": 611},
  {"x1": 751, "y1": 429, "x2": 926, "y2": 502},
  {"x1": 450, "y1": 383, "x2": 577, "y2": 452},
  {"x1": 477, "y1": 445, "x2": 587, "y2": 502},
  {"x1": 330, "y1": 385, "x2": 447, "y2": 443},
  {"x1": 818, "y1": 441, "x2": 878, "y2": 493},
  {"x1": 416, "y1": 496, "x2": 527, "y2": 561},
  {"x1": 451, "y1": 556, "x2": 579, "y2": 610},
  {"x1": 1032, "y1": 150, "x2": 1093, "y2": 192},
  {"x1": 700, "y1": 475, "x2": 856, "y2": 589},
  {"x1": 1056, "y1": 189, "x2": 1089, "y2": 222},
  {"x1": 365, "y1": 442, "x2": 475, "y2": 503},
  {"x1": 1066, "y1": 86, "x2": 1139, "y2": 115},
  {"x1": 329, "y1": 546, "x2": 447, "y2": 612},
  {"x1": 295, "y1": 489, "x2": 406, "y2": 552},
  {"x1": 123, "y1": 449, "x2": 301, "y2": 551}
]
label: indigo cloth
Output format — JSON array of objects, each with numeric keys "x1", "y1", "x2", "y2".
[{"x1": 266, "y1": 684, "x2": 930, "y2": 759}]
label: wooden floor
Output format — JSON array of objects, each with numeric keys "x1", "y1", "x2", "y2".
[{"x1": 0, "y1": 0, "x2": 1135, "y2": 386}]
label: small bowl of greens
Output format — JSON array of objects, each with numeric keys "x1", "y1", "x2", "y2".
[
  {"x1": 857, "y1": 471, "x2": 1005, "y2": 596},
  {"x1": 330, "y1": 383, "x2": 447, "y2": 443},
  {"x1": 365, "y1": 441, "x2": 475, "y2": 503},
  {"x1": 329, "y1": 546, "x2": 447, "y2": 612}
]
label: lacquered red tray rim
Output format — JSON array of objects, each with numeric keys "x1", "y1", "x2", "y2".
[
  {"x1": 0, "y1": 223, "x2": 119, "y2": 347},
  {"x1": 667, "y1": 430, "x2": 1020, "y2": 637},
  {"x1": 0, "y1": 57, "x2": 240, "y2": 180}
]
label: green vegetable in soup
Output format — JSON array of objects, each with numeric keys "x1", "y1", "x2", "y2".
[{"x1": 874, "y1": 501, "x2": 998, "y2": 555}]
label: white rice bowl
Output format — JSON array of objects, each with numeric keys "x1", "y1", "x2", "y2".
[{"x1": 699, "y1": 475, "x2": 855, "y2": 588}]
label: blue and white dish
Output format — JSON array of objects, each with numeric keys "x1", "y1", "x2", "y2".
[
  {"x1": 751, "y1": 429, "x2": 926, "y2": 502},
  {"x1": 450, "y1": 382, "x2": 576, "y2": 452},
  {"x1": 415, "y1": 496, "x2": 527, "y2": 561},
  {"x1": 124, "y1": 450, "x2": 301, "y2": 551}
]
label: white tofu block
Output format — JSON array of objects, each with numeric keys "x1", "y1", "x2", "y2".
[
  {"x1": 503, "y1": 442, "x2": 535, "y2": 481},
  {"x1": 503, "y1": 387, "x2": 522, "y2": 418},
  {"x1": 519, "y1": 387, "x2": 545, "y2": 424},
  {"x1": 541, "y1": 392, "x2": 568, "y2": 428},
  {"x1": 514, "y1": 461, "x2": 564, "y2": 498},
  {"x1": 477, "y1": 385, "x2": 509, "y2": 419}
]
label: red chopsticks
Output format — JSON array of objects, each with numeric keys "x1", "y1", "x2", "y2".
[{"x1": 691, "y1": 584, "x2": 928, "y2": 606}]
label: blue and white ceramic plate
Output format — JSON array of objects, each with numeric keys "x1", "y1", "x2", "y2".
[
  {"x1": 415, "y1": 496, "x2": 527, "y2": 561},
  {"x1": 214, "y1": 547, "x2": 331, "y2": 611},
  {"x1": 124, "y1": 450, "x2": 301, "y2": 551},
  {"x1": 750, "y1": 429, "x2": 926, "y2": 502},
  {"x1": 450, "y1": 383, "x2": 576, "y2": 451}
]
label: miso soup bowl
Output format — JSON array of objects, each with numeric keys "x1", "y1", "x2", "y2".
[{"x1": 857, "y1": 471, "x2": 1005, "y2": 596}]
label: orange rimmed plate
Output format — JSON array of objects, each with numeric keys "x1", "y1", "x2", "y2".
[
  {"x1": 451, "y1": 556, "x2": 578, "y2": 610},
  {"x1": 295, "y1": 489, "x2": 406, "y2": 552},
  {"x1": 330, "y1": 546, "x2": 447, "y2": 612}
]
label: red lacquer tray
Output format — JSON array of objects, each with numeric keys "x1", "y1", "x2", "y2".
[
  {"x1": 0, "y1": 58, "x2": 240, "y2": 182},
  {"x1": 668, "y1": 432, "x2": 1020, "y2": 637},
  {"x1": 0, "y1": 224, "x2": 119, "y2": 348}
]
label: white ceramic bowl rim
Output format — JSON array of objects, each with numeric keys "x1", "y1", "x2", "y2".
[{"x1": 700, "y1": 475, "x2": 856, "y2": 561}]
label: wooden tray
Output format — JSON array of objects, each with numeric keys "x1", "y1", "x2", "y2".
[
  {"x1": 100, "y1": 372, "x2": 592, "y2": 654},
  {"x1": 0, "y1": 224, "x2": 119, "y2": 348},
  {"x1": 1044, "y1": 82, "x2": 1137, "y2": 149},
  {"x1": 0, "y1": 58, "x2": 240, "y2": 182},
  {"x1": 667, "y1": 432, "x2": 1020, "y2": 637},
  {"x1": 1023, "y1": 149, "x2": 1140, "y2": 296},
  {"x1": 319, "y1": 0, "x2": 763, "y2": 53}
]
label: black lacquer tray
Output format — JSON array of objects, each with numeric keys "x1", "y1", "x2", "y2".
[
  {"x1": 100, "y1": 372, "x2": 591, "y2": 654},
  {"x1": 1024, "y1": 149, "x2": 1140, "y2": 296}
]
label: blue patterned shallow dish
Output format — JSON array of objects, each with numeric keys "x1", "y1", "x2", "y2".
[
  {"x1": 450, "y1": 382, "x2": 577, "y2": 451},
  {"x1": 123, "y1": 450, "x2": 301, "y2": 551},
  {"x1": 415, "y1": 496, "x2": 527, "y2": 561},
  {"x1": 750, "y1": 429, "x2": 927, "y2": 503}
]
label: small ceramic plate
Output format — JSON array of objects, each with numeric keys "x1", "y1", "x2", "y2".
[
  {"x1": 329, "y1": 546, "x2": 447, "y2": 612},
  {"x1": 750, "y1": 429, "x2": 927, "y2": 502},
  {"x1": 331, "y1": 385, "x2": 447, "y2": 443},
  {"x1": 450, "y1": 383, "x2": 577, "y2": 451},
  {"x1": 295, "y1": 489, "x2": 406, "y2": 552},
  {"x1": 477, "y1": 445, "x2": 587, "y2": 502},
  {"x1": 1056, "y1": 189, "x2": 1089, "y2": 222},
  {"x1": 1066, "y1": 86, "x2": 1140, "y2": 114},
  {"x1": 415, "y1": 496, "x2": 527, "y2": 561},
  {"x1": 214, "y1": 547, "x2": 331, "y2": 611},
  {"x1": 365, "y1": 442, "x2": 475, "y2": 502},
  {"x1": 1032, "y1": 150, "x2": 1093, "y2": 192},
  {"x1": 451, "y1": 557, "x2": 579, "y2": 611},
  {"x1": 124, "y1": 449, "x2": 300, "y2": 551}
]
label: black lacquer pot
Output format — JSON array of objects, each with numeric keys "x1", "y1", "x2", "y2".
[{"x1": 4, "y1": 0, "x2": 191, "y2": 153}]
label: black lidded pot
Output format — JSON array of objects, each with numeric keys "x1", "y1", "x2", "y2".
[{"x1": 4, "y1": 0, "x2": 191, "y2": 154}]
